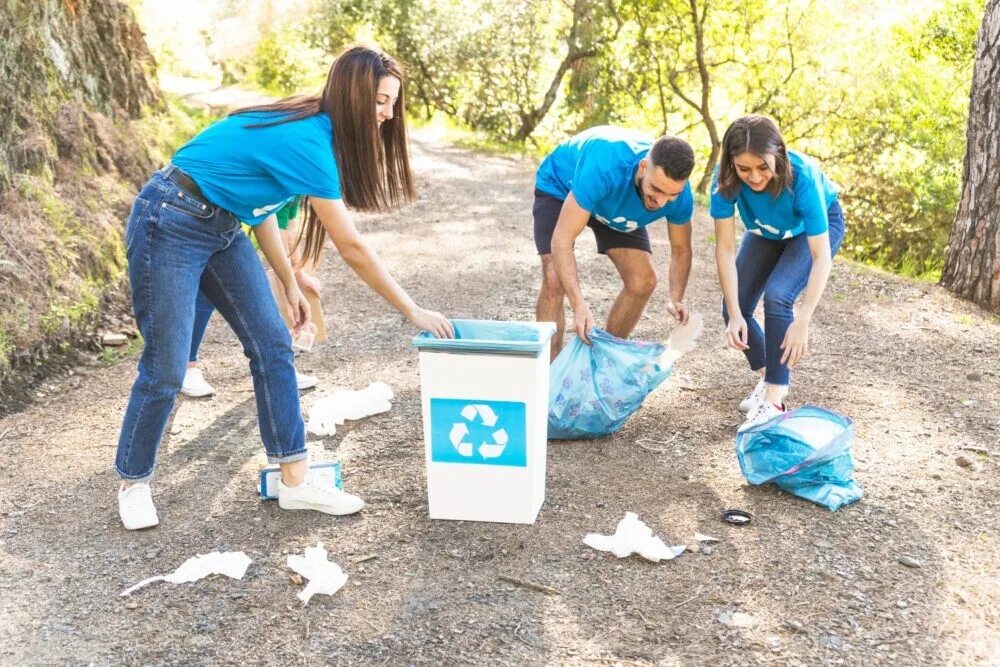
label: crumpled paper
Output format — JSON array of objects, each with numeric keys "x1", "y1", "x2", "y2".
[
  {"x1": 583, "y1": 512, "x2": 686, "y2": 562},
  {"x1": 287, "y1": 542, "x2": 348, "y2": 604},
  {"x1": 307, "y1": 382, "x2": 394, "y2": 436},
  {"x1": 120, "y1": 551, "x2": 252, "y2": 596}
]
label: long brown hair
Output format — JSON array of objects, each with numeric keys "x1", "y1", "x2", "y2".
[
  {"x1": 717, "y1": 115, "x2": 793, "y2": 199},
  {"x1": 233, "y1": 45, "x2": 415, "y2": 264}
]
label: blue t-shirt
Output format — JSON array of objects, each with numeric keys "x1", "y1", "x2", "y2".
[
  {"x1": 535, "y1": 126, "x2": 694, "y2": 233},
  {"x1": 709, "y1": 150, "x2": 838, "y2": 239},
  {"x1": 172, "y1": 112, "x2": 341, "y2": 226}
]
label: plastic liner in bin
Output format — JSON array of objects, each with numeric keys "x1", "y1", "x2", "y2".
[
  {"x1": 548, "y1": 328, "x2": 673, "y2": 439},
  {"x1": 412, "y1": 319, "x2": 550, "y2": 356},
  {"x1": 735, "y1": 405, "x2": 863, "y2": 511}
]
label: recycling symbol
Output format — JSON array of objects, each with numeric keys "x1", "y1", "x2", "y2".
[{"x1": 449, "y1": 404, "x2": 509, "y2": 459}]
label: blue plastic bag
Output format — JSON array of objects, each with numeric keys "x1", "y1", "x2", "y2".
[
  {"x1": 548, "y1": 328, "x2": 673, "y2": 439},
  {"x1": 412, "y1": 319, "x2": 553, "y2": 355},
  {"x1": 735, "y1": 405, "x2": 863, "y2": 511}
]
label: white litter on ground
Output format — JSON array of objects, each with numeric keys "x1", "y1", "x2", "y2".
[
  {"x1": 718, "y1": 610, "x2": 759, "y2": 627},
  {"x1": 307, "y1": 381, "x2": 395, "y2": 436},
  {"x1": 695, "y1": 532, "x2": 720, "y2": 543},
  {"x1": 120, "y1": 551, "x2": 252, "y2": 596},
  {"x1": 660, "y1": 312, "x2": 705, "y2": 366},
  {"x1": 287, "y1": 542, "x2": 348, "y2": 604},
  {"x1": 583, "y1": 512, "x2": 686, "y2": 562}
]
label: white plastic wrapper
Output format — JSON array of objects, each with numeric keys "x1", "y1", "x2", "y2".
[
  {"x1": 120, "y1": 551, "x2": 252, "y2": 596},
  {"x1": 307, "y1": 382, "x2": 395, "y2": 436},
  {"x1": 287, "y1": 542, "x2": 348, "y2": 604},
  {"x1": 659, "y1": 311, "x2": 704, "y2": 366},
  {"x1": 583, "y1": 512, "x2": 686, "y2": 563}
]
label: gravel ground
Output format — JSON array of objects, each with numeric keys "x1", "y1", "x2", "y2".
[{"x1": 0, "y1": 132, "x2": 998, "y2": 666}]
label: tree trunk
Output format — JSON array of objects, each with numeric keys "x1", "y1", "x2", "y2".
[
  {"x1": 941, "y1": 0, "x2": 1000, "y2": 312},
  {"x1": 515, "y1": 52, "x2": 591, "y2": 142},
  {"x1": 514, "y1": 0, "x2": 622, "y2": 142}
]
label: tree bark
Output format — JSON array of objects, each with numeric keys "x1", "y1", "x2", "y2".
[
  {"x1": 0, "y1": 0, "x2": 161, "y2": 190},
  {"x1": 514, "y1": 0, "x2": 621, "y2": 142},
  {"x1": 941, "y1": 0, "x2": 1000, "y2": 312}
]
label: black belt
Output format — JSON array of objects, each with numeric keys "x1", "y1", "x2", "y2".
[{"x1": 164, "y1": 165, "x2": 209, "y2": 206}]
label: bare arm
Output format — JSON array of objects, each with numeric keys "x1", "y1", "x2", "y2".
[
  {"x1": 780, "y1": 232, "x2": 832, "y2": 366},
  {"x1": 253, "y1": 214, "x2": 309, "y2": 330},
  {"x1": 309, "y1": 197, "x2": 453, "y2": 338},
  {"x1": 713, "y1": 216, "x2": 748, "y2": 350},
  {"x1": 665, "y1": 221, "x2": 693, "y2": 324},
  {"x1": 283, "y1": 209, "x2": 321, "y2": 296},
  {"x1": 550, "y1": 192, "x2": 594, "y2": 341}
]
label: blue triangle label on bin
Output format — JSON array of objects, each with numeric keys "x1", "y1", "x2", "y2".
[{"x1": 430, "y1": 398, "x2": 527, "y2": 467}]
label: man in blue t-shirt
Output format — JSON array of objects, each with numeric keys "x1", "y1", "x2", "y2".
[{"x1": 533, "y1": 126, "x2": 696, "y2": 359}]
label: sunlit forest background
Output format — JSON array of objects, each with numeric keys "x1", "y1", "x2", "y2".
[{"x1": 128, "y1": 0, "x2": 982, "y2": 282}]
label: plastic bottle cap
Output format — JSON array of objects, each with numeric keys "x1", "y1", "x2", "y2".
[{"x1": 720, "y1": 509, "x2": 753, "y2": 525}]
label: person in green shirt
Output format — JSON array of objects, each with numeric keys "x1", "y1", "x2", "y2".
[{"x1": 181, "y1": 196, "x2": 321, "y2": 397}]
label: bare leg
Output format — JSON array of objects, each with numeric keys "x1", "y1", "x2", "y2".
[
  {"x1": 280, "y1": 459, "x2": 308, "y2": 486},
  {"x1": 536, "y1": 254, "x2": 567, "y2": 361},
  {"x1": 765, "y1": 383, "x2": 788, "y2": 406},
  {"x1": 605, "y1": 248, "x2": 657, "y2": 339}
]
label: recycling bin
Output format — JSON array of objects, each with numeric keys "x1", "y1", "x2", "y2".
[{"x1": 412, "y1": 320, "x2": 557, "y2": 524}]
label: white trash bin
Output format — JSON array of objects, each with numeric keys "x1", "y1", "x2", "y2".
[{"x1": 412, "y1": 320, "x2": 557, "y2": 524}]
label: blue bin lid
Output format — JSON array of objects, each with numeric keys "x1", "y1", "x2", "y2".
[{"x1": 412, "y1": 319, "x2": 556, "y2": 356}]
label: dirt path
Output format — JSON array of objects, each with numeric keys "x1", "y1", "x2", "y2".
[{"x1": 1, "y1": 133, "x2": 998, "y2": 666}]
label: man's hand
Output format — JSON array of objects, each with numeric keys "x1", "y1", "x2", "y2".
[
  {"x1": 573, "y1": 302, "x2": 596, "y2": 344},
  {"x1": 666, "y1": 300, "x2": 690, "y2": 325}
]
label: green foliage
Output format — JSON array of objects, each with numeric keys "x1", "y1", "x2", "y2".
[
  {"x1": 252, "y1": 30, "x2": 328, "y2": 96},
  {"x1": 135, "y1": 94, "x2": 221, "y2": 164},
  {"x1": 817, "y1": 0, "x2": 979, "y2": 279},
  {"x1": 133, "y1": 0, "x2": 984, "y2": 282}
]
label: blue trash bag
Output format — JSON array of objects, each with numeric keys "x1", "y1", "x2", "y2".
[
  {"x1": 548, "y1": 328, "x2": 673, "y2": 439},
  {"x1": 735, "y1": 405, "x2": 863, "y2": 511}
]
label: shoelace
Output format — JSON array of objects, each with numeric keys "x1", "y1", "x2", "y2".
[{"x1": 301, "y1": 475, "x2": 345, "y2": 497}]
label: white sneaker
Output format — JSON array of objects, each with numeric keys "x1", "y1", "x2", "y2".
[
  {"x1": 181, "y1": 367, "x2": 216, "y2": 397},
  {"x1": 278, "y1": 470, "x2": 364, "y2": 515},
  {"x1": 739, "y1": 401, "x2": 787, "y2": 432},
  {"x1": 739, "y1": 377, "x2": 767, "y2": 413},
  {"x1": 118, "y1": 482, "x2": 160, "y2": 530},
  {"x1": 296, "y1": 370, "x2": 319, "y2": 390}
]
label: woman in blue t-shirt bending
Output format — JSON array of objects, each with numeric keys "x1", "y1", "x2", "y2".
[
  {"x1": 710, "y1": 115, "x2": 844, "y2": 430},
  {"x1": 115, "y1": 45, "x2": 453, "y2": 530}
]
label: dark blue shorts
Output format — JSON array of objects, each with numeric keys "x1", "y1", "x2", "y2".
[{"x1": 532, "y1": 190, "x2": 652, "y2": 256}]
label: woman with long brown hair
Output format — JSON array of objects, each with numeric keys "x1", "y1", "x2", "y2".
[
  {"x1": 710, "y1": 115, "x2": 844, "y2": 430},
  {"x1": 115, "y1": 45, "x2": 452, "y2": 530}
]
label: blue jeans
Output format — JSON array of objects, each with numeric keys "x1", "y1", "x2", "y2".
[
  {"x1": 189, "y1": 292, "x2": 215, "y2": 362},
  {"x1": 116, "y1": 168, "x2": 307, "y2": 481},
  {"x1": 722, "y1": 201, "x2": 845, "y2": 387}
]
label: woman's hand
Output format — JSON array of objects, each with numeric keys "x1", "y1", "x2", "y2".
[
  {"x1": 284, "y1": 284, "x2": 311, "y2": 333},
  {"x1": 409, "y1": 307, "x2": 454, "y2": 339},
  {"x1": 726, "y1": 314, "x2": 750, "y2": 351},
  {"x1": 295, "y1": 269, "x2": 322, "y2": 297},
  {"x1": 573, "y1": 302, "x2": 596, "y2": 344},
  {"x1": 780, "y1": 316, "x2": 810, "y2": 366}
]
